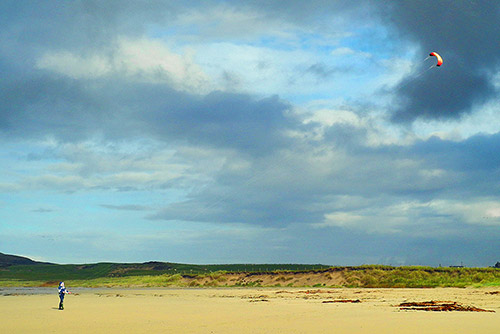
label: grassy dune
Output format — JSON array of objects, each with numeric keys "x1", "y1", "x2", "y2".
[
  {"x1": 341, "y1": 265, "x2": 500, "y2": 288},
  {"x1": 1, "y1": 263, "x2": 499, "y2": 288}
]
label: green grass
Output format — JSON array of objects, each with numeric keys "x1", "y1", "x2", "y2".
[{"x1": 342, "y1": 266, "x2": 500, "y2": 288}]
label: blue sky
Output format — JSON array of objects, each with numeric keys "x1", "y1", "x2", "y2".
[{"x1": 1, "y1": 1, "x2": 499, "y2": 266}]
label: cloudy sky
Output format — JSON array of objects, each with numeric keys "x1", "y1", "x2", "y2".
[{"x1": 1, "y1": 1, "x2": 499, "y2": 266}]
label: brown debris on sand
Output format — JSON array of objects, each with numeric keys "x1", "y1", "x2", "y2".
[
  {"x1": 298, "y1": 289, "x2": 336, "y2": 294},
  {"x1": 399, "y1": 301, "x2": 495, "y2": 312},
  {"x1": 322, "y1": 299, "x2": 361, "y2": 304}
]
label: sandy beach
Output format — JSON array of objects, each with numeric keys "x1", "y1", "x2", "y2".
[{"x1": 1, "y1": 287, "x2": 498, "y2": 333}]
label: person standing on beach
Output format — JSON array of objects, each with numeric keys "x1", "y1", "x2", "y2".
[{"x1": 58, "y1": 282, "x2": 71, "y2": 310}]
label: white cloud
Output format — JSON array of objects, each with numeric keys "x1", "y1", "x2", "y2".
[
  {"x1": 36, "y1": 37, "x2": 211, "y2": 93},
  {"x1": 331, "y1": 47, "x2": 371, "y2": 59},
  {"x1": 486, "y1": 208, "x2": 500, "y2": 218},
  {"x1": 430, "y1": 200, "x2": 500, "y2": 226},
  {"x1": 115, "y1": 37, "x2": 210, "y2": 93},
  {"x1": 316, "y1": 201, "x2": 426, "y2": 233},
  {"x1": 300, "y1": 105, "x2": 411, "y2": 147},
  {"x1": 331, "y1": 47, "x2": 356, "y2": 56},
  {"x1": 315, "y1": 198, "x2": 500, "y2": 234},
  {"x1": 36, "y1": 51, "x2": 111, "y2": 79},
  {"x1": 303, "y1": 108, "x2": 361, "y2": 127},
  {"x1": 321, "y1": 211, "x2": 363, "y2": 227}
]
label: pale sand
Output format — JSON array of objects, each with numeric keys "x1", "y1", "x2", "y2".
[{"x1": 1, "y1": 287, "x2": 499, "y2": 333}]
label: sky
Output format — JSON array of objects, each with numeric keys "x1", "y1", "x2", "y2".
[{"x1": 1, "y1": 0, "x2": 499, "y2": 266}]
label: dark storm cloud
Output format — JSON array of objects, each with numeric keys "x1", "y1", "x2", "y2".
[
  {"x1": 151, "y1": 127, "x2": 500, "y2": 226},
  {"x1": 0, "y1": 70, "x2": 107, "y2": 140},
  {"x1": 1, "y1": 71, "x2": 297, "y2": 153},
  {"x1": 410, "y1": 133, "x2": 500, "y2": 174},
  {"x1": 391, "y1": 66, "x2": 494, "y2": 122},
  {"x1": 143, "y1": 92, "x2": 297, "y2": 154},
  {"x1": 378, "y1": 0, "x2": 500, "y2": 122}
]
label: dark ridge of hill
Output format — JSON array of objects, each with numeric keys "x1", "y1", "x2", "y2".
[{"x1": 0, "y1": 252, "x2": 40, "y2": 266}]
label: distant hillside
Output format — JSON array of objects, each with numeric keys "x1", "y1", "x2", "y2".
[
  {"x1": 0, "y1": 260, "x2": 330, "y2": 282},
  {"x1": 0, "y1": 252, "x2": 40, "y2": 266}
]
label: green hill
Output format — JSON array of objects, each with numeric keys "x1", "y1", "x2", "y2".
[
  {"x1": 0, "y1": 253, "x2": 329, "y2": 282},
  {"x1": 0, "y1": 252, "x2": 44, "y2": 266}
]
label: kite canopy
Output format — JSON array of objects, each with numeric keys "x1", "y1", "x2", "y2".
[{"x1": 429, "y1": 52, "x2": 443, "y2": 66}]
